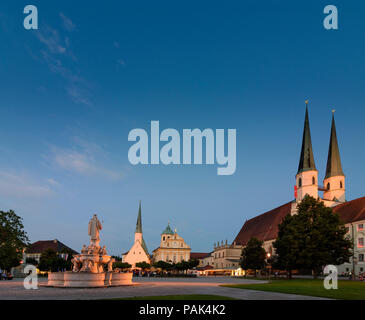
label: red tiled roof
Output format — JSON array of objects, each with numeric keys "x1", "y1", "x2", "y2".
[
  {"x1": 190, "y1": 252, "x2": 210, "y2": 260},
  {"x1": 333, "y1": 197, "x2": 365, "y2": 224},
  {"x1": 234, "y1": 196, "x2": 365, "y2": 246},
  {"x1": 26, "y1": 239, "x2": 78, "y2": 254},
  {"x1": 233, "y1": 202, "x2": 293, "y2": 245}
]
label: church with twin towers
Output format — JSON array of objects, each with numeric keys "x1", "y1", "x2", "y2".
[
  {"x1": 294, "y1": 102, "x2": 345, "y2": 208},
  {"x1": 232, "y1": 102, "x2": 365, "y2": 276}
]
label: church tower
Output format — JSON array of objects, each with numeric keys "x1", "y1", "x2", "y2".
[
  {"x1": 295, "y1": 102, "x2": 318, "y2": 202},
  {"x1": 135, "y1": 200, "x2": 143, "y2": 243},
  {"x1": 323, "y1": 111, "x2": 345, "y2": 204},
  {"x1": 122, "y1": 201, "x2": 150, "y2": 267}
]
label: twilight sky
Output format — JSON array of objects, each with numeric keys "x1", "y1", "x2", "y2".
[{"x1": 0, "y1": 1, "x2": 364, "y2": 255}]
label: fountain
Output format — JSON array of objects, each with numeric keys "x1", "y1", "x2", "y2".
[{"x1": 47, "y1": 214, "x2": 133, "y2": 287}]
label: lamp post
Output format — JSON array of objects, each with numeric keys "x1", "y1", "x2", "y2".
[{"x1": 266, "y1": 253, "x2": 271, "y2": 284}]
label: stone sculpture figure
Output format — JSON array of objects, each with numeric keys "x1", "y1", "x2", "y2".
[
  {"x1": 81, "y1": 245, "x2": 88, "y2": 254},
  {"x1": 71, "y1": 257, "x2": 81, "y2": 272},
  {"x1": 107, "y1": 258, "x2": 115, "y2": 272},
  {"x1": 100, "y1": 245, "x2": 107, "y2": 256},
  {"x1": 88, "y1": 214, "x2": 102, "y2": 247},
  {"x1": 80, "y1": 259, "x2": 94, "y2": 272}
]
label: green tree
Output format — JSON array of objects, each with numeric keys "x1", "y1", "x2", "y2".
[
  {"x1": 153, "y1": 260, "x2": 172, "y2": 271},
  {"x1": 59, "y1": 248, "x2": 74, "y2": 271},
  {"x1": 272, "y1": 213, "x2": 303, "y2": 278},
  {"x1": 135, "y1": 261, "x2": 151, "y2": 270},
  {"x1": 113, "y1": 262, "x2": 132, "y2": 270},
  {"x1": 38, "y1": 248, "x2": 65, "y2": 272},
  {"x1": 175, "y1": 260, "x2": 191, "y2": 274},
  {"x1": 111, "y1": 255, "x2": 123, "y2": 262},
  {"x1": 0, "y1": 210, "x2": 29, "y2": 271},
  {"x1": 273, "y1": 195, "x2": 352, "y2": 278},
  {"x1": 240, "y1": 237, "x2": 266, "y2": 276},
  {"x1": 188, "y1": 258, "x2": 199, "y2": 269},
  {"x1": 25, "y1": 257, "x2": 38, "y2": 266}
]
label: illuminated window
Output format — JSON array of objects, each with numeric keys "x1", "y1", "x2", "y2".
[{"x1": 358, "y1": 237, "x2": 364, "y2": 248}]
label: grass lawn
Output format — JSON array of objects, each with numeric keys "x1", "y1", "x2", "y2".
[
  {"x1": 111, "y1": 294, "x2": 236, "y2": 300},
  {"x1": 222, "y1": 279, "x2": 365, "y2": 300}
]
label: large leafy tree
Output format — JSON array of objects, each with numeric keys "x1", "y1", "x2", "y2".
[
  {"x1": 188, "y1": 258, "x2": 199, "y2": 269},
  {"x1": 135, "y1": 261, "x2": 151, "y2": 270},
  {"x1": 273, "y1": 195, "x2": 352, "y2": 278},
  {"x1": 153, "y1": 260, "x2": 172, "y2": 271},
  {"x1": 0, "y1": 210, "x2": 29, "y2": 271},
  {"x1": 38, "y1": 248, "x2": 67, "y2": 272},
  {"x1": 240, "y1": 237, "x2": 266, "y2": 275},
  {"x1": 113, "y1": 262, "x2": 132, "y2": 270}
]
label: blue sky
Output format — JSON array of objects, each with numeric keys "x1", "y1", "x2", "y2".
[{"x1": 0, "y1": 1, "x2": 365, "y2": 255}]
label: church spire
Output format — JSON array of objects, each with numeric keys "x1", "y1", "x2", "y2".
[
  {"x1": 325, "y1": 111, "x2": 344, "y2": 179},
  {"x1": 135, "y1": 200, "x2": 142, "y2": 233},
  {"x1": 297, "y1": 102, "x2": 317, "y2": 174}
]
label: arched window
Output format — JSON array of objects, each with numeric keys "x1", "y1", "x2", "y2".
[
  {"x1": 340, "y1": 181, "x2": 343, "y2": 188},
  {"x1": 312, "y1": 176, "x2": 315, "y2": 185},
  {"x1": 298, "y1": 178, "x2": 302, "y2": 187},
  {"x1": 327, "y1": 182, "x2": 330, "y2": 190}
]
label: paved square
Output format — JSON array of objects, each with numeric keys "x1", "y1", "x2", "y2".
[{"x1": 0, "y1": 277, "x2": 329, "y2": 300}]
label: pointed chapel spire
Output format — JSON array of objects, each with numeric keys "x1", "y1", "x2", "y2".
[
  {"x1": 297, "y1": 101, "x2": 317, "y2": 174},
  {"x1": 135, "y1": 201, "x2": 142, "y2": 233},
  {"x1": 325, "y1": 111, "x2": 344, "y2": 179}
]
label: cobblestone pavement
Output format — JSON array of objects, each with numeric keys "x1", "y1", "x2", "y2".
[{"x1": 0, "y1": 277, "x2": 329, "y2": 300}]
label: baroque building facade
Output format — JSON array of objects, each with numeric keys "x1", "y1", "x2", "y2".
[{"x1": 152, "y1": 224, "x2": 191, "y2": 263}]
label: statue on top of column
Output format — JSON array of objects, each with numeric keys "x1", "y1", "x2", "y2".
[{"x1": 88, "y1": 214, "x2": 102, "y2": 247}]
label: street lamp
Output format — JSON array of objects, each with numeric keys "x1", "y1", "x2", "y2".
[{"x1": 266, "y1": 253, "x2": 271, "y2": 283}]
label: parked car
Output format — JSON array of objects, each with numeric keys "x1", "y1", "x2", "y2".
[{"x1": 1, "y1": 272, "x2": 13, "y2": 280}]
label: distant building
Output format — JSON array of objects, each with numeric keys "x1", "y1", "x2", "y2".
[
  {"x1": 25, "y1": 239, "x2": 78, "y2": 263},
  {"x1": 190, "y1": 252, "x2": 211, "y2": 267},
  {"x1": 152, "y1": 224, "x2": 191, "y2": 263},
  {"x1": 122, "y1": 202, "x2": 151, "y2": 267}
]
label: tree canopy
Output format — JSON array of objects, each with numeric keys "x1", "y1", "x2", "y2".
[
  {"x1": 37, "y1": 248, "x2": 71, "y2": 272},
  {"x1": 240, "y1": 237, "x2": 267, "y2": 272},
  {"x1": 0, "y1": 210, "x2": 29, "y2": 271},
  {"x1": 113, "y1": 261, "x2": 132, "y2": 270},
  {"x1": 273, "y1": 195, "x2": 352, "y2": 277},
  {"x1": 135, "y1": 261, "x2": 151, "y2": 270}
]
